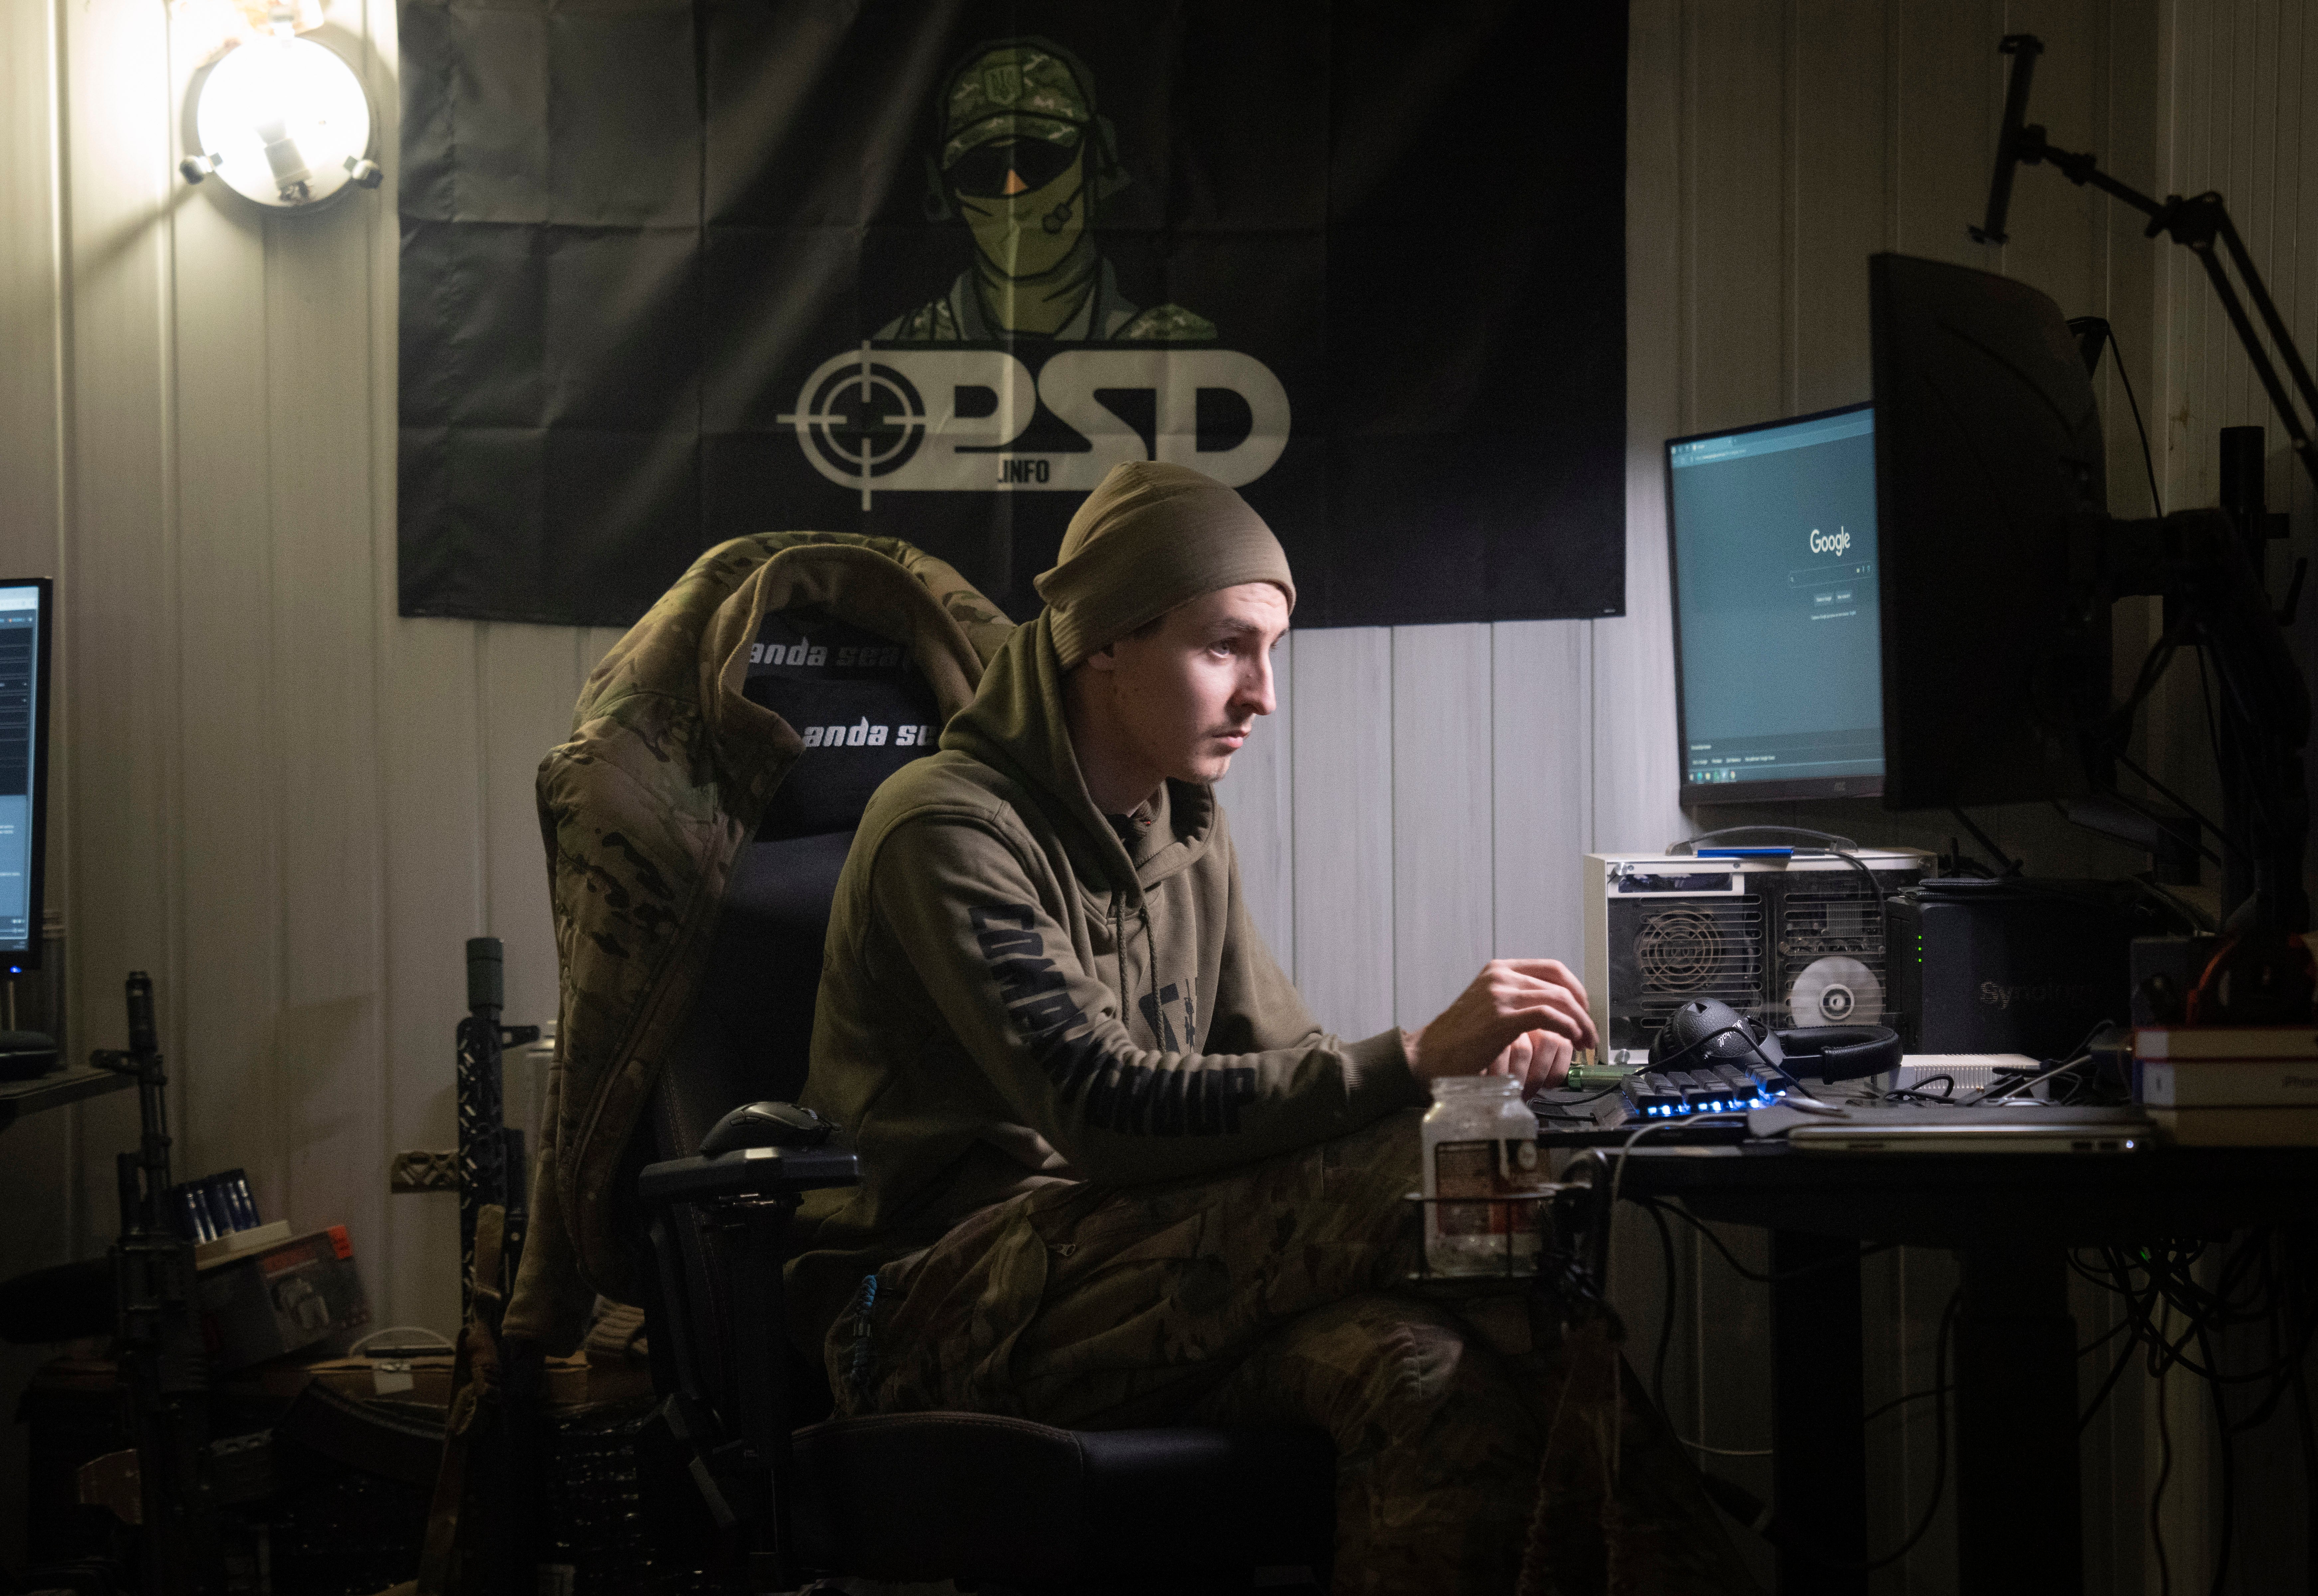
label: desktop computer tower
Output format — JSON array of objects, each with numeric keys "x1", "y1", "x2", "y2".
[{"x1": 1585, "y1": 849, "x2": 1934, "y2": 1066}]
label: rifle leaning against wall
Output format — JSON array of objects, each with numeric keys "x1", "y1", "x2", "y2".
[
  {"x1": 90, "y1": 972, "x2": 216, "y2": 1596},
  {"x1": 393, "y1": 937, "x2": 542, "y2": 1596}
]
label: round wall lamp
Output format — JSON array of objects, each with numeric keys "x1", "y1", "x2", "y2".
[{"x1": 179, "y1": 33, "x2": 382, "y2": 208}]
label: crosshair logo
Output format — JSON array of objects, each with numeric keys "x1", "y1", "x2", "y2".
[
  {"x1": 777, "y1": 344, "x2": 928, "y2": 507},
  {"x1": 776, "y1": 344, "x2": 1289, "y2": 503}
]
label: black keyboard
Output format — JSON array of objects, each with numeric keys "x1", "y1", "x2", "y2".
[
  {"x1": 1624, "y1": 1060, "x2": 1800, "y2": 1118},
  {"x1": 1530, "y1": 1059, "x2": 1810, "y2": 1136}
]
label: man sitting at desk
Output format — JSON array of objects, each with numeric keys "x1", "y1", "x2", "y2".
[{"x1": 790, "y1": 461, "x2": 1747, "y2": 1593}]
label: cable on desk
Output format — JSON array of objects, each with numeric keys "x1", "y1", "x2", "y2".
[
  {"x1": 1833, "y1": 1315, "x2": 2122, "y2": 1438},
  {"x1": 1639, "y1": 1187, "x2": 1778, "y2": 1466},
  {"x1": 1671, "y1": 824, "x2": 1858, "y2": 854},
  {"x1": 1626, "y1": 1107, "x2": 2315, "y2": 1584},
  {"x1": 2152, "y1": 1360, "x2": 2175, "y2": 1596},
  {"x1": 1639, "y1": 1189, "x2": 1865, "y2": 1466},
  {"x1": 2064, "y1": 787, "x2": 2226, "y2": 871},
  {"x1": 2197, "y1": 1321, "x2": 2235, "y2": 1596},
  {"x1": 1862, "y1": 1386, "x2": 1940, "y2": 1428},
  {"x1": 1670, "y1": 829, "x2": 1890, "y2": 919},
  {"x1": 1645, "y1": 1197, "x2": 1678, "y2": 1419},
  {"x1": 2127, "y1": 873, "x2": 2220, "y2": 935},
  {"x1": 1964, "y1": 1020, "x2": 2111, "y2": 1105},
  {"x1": 2080, "y1": 1332, "x2": 2139, "y2": 1436},
  {"x1": 2195, "y1": 645, "x2": 2238, "y2": 834},
  {"x1": 1640, "y1": 1197, "x2": 1897, "y2": 1286},
  {"x1": 1733, "y1": 1288, "x2": 1960, "y2": 1575},
  {"x1": 2111, "y1": 747, "x2": 2244, "y2": 862},
  {"x1": 2074, "y1": 1233, "x2": 2318, "y2": 1388},
  {"x1": 2112, "y1": 614, "x2": 2196, "y2": 741},
  {"x1": 1645, "y1": 1200, "x2": 1910, "y2": 1470},
  {"x1": 2099, "y1": 315, "x2": 2165, "y2": 518},
  {"x1": 1602, "y1": 1113, "x2": 1745, "y2": 1299},
  {"x1": 1817, "y1": 845, "x2": 1886, "y2": 918},
  {"x1": 1627, "y1": 1019, "x2": 1756, "y2": 1082},
  {"x1": 1882, "y1": 1073, "x2": 1956, "y2": 1105},
  {"x1": 1851, "y1": 1288, "x2": 1962, "y2": 1573},
  {"x1": 1949, "y1": 806, "x2": 2021, "y2": 876},
  {"x1": 2079, "y1": 1313, "x2": 2132, "y2": 1356},
  {"x1": 2037, "y1": 1055, "x2": 2106, "y2": 1107},
  {"x1": 2290, "y1": 1362, "x2": 2318, "y2": 1589},
  {"x1": 1874, "y1": 1311, "x2": 2134, "y2": 1446},
  {"x1": 2064, "y1": 1227, "x2": 2318, "y2": 1596}
]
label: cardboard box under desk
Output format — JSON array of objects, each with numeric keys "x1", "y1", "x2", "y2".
[{"x1": 195, "y1": 1224, "x2": 371, "y2": 1372}]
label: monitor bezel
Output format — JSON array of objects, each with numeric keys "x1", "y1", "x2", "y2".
[
  {"x1": 1664, "y1": 401, "x2": 1885, "y2": 808},
  {"x1": 0, "y1": 579, "x2": 53, "y2": 974},
  {"x1": 1867, "y1": 253, "x2": 2109, "y2": 811}
]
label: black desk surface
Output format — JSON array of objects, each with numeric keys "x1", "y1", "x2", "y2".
[
  {"x1": 0, "y1": 1063, "x2": 131, "y2": 1134},
  {"x1": 1605, "y1": 1141, "x2": 2318, "y2": 1247}
]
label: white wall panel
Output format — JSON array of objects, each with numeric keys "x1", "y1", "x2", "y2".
[
  {"x1": 1213, "y1": 633, "x2": 1295, "y2": 972},
  {"x1": 2153, "y1": 0, "x2": 2317, "y2": 904},
  {"x1": 1595, "y1": 0, "x2": 1689, "y2": 861},
  {"x1": 0, "y1": 5, "x2": 70, "y2": 1562},
  {"x1": 370, "y1": 0, "x2": 481, "y2": 1333},
  {"x1": 1290, "y1": 627, "x2": 1393, "y2": 1040},
  {"x1": 1792, "y1": 0, "x2": 1889, "y2": 418},
  {"x1": 269, "y1": 181, "x2": 390, "y2": 1305},
  {"x1": 169, "y1": 77, "x2": 284, "y2": 1225},
  {"x1": 480, "y1": 623, "x2": 579, "y2": 1034},
  {"x1": 1390, "y1": 624, "x2": 1494, "y2": 1028},
  {"x1": 379, "y1": 616, "x2": 482, "y2": 1337},
  {"x1": 63, "y1": 0, "x2": 182, "y2": 1261},
  {"x1": 1490, "y1": 621, "x2": 1591, "y2": 970}
]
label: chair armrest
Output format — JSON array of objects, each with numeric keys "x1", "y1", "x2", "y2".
[
  {"x1": 635, "y1": 1115, "x2": 860, "y2": 1579},
  {"x1": 637, "y1": 1145, "x2": 860, "y2": 1209}
]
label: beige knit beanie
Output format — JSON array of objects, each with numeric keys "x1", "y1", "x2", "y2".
[{"x1": 1033, "y1": 461, "x2": 1296, "y2": 669}]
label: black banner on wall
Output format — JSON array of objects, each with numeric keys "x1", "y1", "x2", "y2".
[{"x1": 397, "y1": 0, "x2": 1628, "y2": 628}]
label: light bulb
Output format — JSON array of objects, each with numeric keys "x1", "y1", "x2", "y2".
[{"x1": 189, "y1": 34, "x2": 373, "y2": 208}]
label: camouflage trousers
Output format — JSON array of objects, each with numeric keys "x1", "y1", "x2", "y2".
[{"x1": 823, "y1": 1109, "x2": 1757, "y2": 1596}]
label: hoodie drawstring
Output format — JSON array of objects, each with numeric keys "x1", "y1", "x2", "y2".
[
  {"x1": 1110, "y1": 883, "x2": 1163, "y2": 1051},
  {"x1": 1137, "y1": 888, "x2": 1162, "y2": 1049},
  {"x1": 1111, "y1": 893, "x2": 1129, "y2": 1030}
]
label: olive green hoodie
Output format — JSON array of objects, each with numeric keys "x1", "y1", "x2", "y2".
[{"x1": 788, "y1": 609, "x2": 1428, "y2": 1344}]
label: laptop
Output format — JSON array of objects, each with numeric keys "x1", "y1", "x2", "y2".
[{"x1": 1771, "y1": 1102, "x2": 2152, "y2": 1154}]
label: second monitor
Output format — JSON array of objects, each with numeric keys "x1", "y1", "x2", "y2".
[{"x1": 1666, "y1": 402, "x2": 1884, "y2": 805}]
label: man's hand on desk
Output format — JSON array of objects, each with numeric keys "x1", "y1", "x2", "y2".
[{"x1": 1400, "y1": 958, "x2": 1598, "y2": 1092}]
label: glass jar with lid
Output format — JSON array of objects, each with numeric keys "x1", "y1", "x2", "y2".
[{"x1": 1418, "y1": 1075, "x2": 1550, "y2": 1276}]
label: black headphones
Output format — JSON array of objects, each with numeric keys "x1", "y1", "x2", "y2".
[{"x1": 1649, "y1": 997, "x2": 1901, "y2": 1084}]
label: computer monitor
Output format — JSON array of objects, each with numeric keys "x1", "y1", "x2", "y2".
[
  {"x1": 1665, "y1": 402, "x2": 1885, "y2": 805},
  {"x1": 1868, "y1": 253, "x2": 2110, "y2": 811},
  {"x1": 0, "y1": 581, "x2": 53, "y2": 975}
]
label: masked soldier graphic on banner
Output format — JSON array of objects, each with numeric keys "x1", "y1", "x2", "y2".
[{"x1": 882, "y1": 39, "x2": 1216, "y2": 343}]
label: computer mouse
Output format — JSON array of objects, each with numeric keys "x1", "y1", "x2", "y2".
[{"x1": 698, "y1": 1101, "x2": 837, "y2": 1155}]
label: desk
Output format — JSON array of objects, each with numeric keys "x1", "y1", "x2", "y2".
[
  {"x1": 0, "y1": 1063, "x2": 129, "y2": 1135},
  {"x1": 1605, "y1": 1142, "x2": 2318, "y2": 1596}
]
